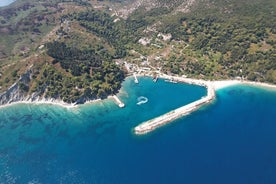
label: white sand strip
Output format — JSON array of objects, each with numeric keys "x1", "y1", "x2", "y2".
[
  {"x1": 211, "y1": 80, "x2": 276, "y2": 91},
  {"x1": 211, "y1": 80, "x2": 241, "y2": 90}
]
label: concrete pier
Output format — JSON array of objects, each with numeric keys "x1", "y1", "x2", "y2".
[
  {"x1": 110, "y1": 95, "x2": 125, "y2": 108},
  {"x1": 134, "y1": 80, "x2": 215, "y2": 135},
  {"x1": 134, "y1": 73, "x2": 139, "y2": 84}
]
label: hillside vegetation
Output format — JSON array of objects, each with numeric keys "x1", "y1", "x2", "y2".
[
  {"x1": 0, "y1": 0, "x2": 275, "y2": 104},
  {"x1": 0, "y1": 0, "x2": 126, "y2": 103},
  {"x1": 117, "y1": 0, "x2": 276, "y2": 82}
]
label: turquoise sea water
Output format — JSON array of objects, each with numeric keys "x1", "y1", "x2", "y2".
[
  {"x1": 0, "y1": 0, "x2": 15, "y2": 7},
  {"x1": 0, "y1": 77, "x2": 276, "y2": 183}
]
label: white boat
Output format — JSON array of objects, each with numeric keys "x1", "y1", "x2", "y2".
[{"x1": 165, "y1": 78, "x2": 177, "y2": 83}]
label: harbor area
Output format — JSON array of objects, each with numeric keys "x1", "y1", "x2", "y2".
[{"x1": 134, "y1": 79, "x2": 215, "y2": 135}]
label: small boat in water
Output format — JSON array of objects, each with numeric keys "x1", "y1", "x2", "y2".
[
  {"x1": 165, "y1": 78, "x2": 177, "y2": 83},
  {"x1": 153, "y1": 75, "x2": 158, "y2": 82}
]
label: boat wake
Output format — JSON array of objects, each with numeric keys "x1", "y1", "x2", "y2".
[{"x1": 137, "y1": 96, "x2": 148, "y2": 105}]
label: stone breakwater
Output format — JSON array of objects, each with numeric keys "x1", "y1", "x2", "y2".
[{"x1": 134, "y1": 77, "x2": 215, "y2": 135}]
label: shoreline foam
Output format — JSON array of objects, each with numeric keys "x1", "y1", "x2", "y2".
[
  {"x1": 211, "y1": 80, "x2": 276, "y2": 91},
  {"x1": 0, "y1": 98, "x2": 79, "y2": 109},
  {"x1": 0, "y1": 97, "x2": 109, "y2": 110}
]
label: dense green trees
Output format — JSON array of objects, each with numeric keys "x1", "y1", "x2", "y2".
[
  {"x1": 41, "y1": 42, "x2": 125, "y2": 103},
  {"x1": 3, "y1": 0, "x2": 275, "y2": 101},
  {"x1": 36, "y1": 1, "x2": 276, "y2": 88},
  {"x1": 66, "y1": 8, "x2": 165, "y2": 58},
  {"x1": 46, "y1": 41, "x2": 103, "y2": 76},
  {"x1": 156, "y1": 2, "x2": 276, "y2": 82},
  {"x1": 72, "y1": 10, "x2": 129, "y2": 58}
]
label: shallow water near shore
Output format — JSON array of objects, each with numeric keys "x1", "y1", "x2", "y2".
[{"x1": 0, "y1": 77, "x2": 276, "y2": 183}]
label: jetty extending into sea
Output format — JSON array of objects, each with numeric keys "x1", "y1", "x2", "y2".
[
  {"x1": 133, "y1": 73, "x2": 139, "y2": 84},
  {"x1": 134, "y1": 75, "x2": 215, "y2": 135},
  {"x1": 110, "y1": 95, "x2": 125, "y2": 108}
]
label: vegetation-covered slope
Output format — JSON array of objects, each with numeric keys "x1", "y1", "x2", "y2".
[
  {"x1": 0, "y1": 0, "x2": 275, "y2": 104},
  {"x1": 0, "y1": 0, "x2": 126, "y2": 103},
  {"x1": 119, "y1": 0, "x2": 276, "y2": 83}
]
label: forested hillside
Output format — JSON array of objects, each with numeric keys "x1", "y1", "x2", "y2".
[
  {"x1": 0, "y1": 0, "x2": 126, "y2": 103},
  {"x1": 0, "y1": 0, "x2": 275, "y2": 104},
  {"x1": 118, "y1": 0, "x2": 276, "y2": 83}
]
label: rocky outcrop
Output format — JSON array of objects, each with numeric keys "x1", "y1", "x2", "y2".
[
  {"x1": 0, "y1": 69, "x2": 44, "y2": 105},
  {"x1": 0, "y1": 69, "x2": 33, "y2": 105}
]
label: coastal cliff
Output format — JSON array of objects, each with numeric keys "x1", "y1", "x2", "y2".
[
  {"x1": 0, "y1": 68, "x2": 71, "y2": 106},
  {"x1": 0, "y1": 67, "x2": 123, "y2": 107},
  {"x1": 0, "y1": 68, "x2": 34, "y2": 105}
]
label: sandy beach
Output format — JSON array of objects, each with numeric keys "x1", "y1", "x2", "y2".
[
  {"x1": 211, "y1": 80, "x2": 241, "y2": 90},
  {"x1": 211, "y1": 80, "x2": 276, "y2": 91}
]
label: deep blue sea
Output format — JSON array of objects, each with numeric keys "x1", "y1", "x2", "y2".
[
  {"x1": 0, "y1": 0, "x2": 15, "y2": 7},
  {"x1": 0, "y1": 77, "x2": 276, "y2": 183}
]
